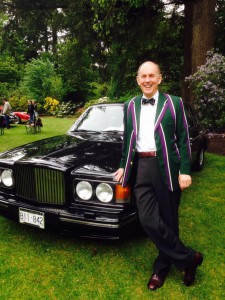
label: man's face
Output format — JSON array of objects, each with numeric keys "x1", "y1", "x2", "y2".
[{"x1": 136, "y1": 62, "x2": 162, "y2": 98}]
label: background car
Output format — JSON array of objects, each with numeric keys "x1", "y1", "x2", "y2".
[
  {"x1": 0, "y1": 105, "x2": 19, "y2": 125},
  {"x1": 0, "y1": 105, "x2": 29, "y2": 125},
  {"x1": 0, "y1": 103, "x2": 208, "y2": 239},
  {"x1": 12, "y1": 111, "x2": 30, "y2": 124}
]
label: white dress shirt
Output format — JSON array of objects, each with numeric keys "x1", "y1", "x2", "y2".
[{"x1": 136, "y1": 91, "x2": 159, "y2": 152}]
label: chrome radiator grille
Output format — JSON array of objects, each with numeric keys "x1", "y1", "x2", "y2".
[{"x1": 15, "y1": 165, "x2": 66, "y2": 205}]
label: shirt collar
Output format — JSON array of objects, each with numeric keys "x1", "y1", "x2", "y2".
[{"x1": 141, "y1": 91, "x2": 159, "y2": 106}]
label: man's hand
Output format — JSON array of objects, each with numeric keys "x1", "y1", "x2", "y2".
[
  {"x1": 178, "y1": 174, "x2": 192, "y2": 190},
  {"x1": 114, "y1": 168, "x2": 124, "y2": 183}
]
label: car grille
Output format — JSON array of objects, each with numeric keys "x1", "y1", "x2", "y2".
[{"x1": 15, "y1": 165, "x2": 66, "y2": 205}]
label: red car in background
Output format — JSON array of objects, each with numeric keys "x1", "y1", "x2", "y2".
[
  {"x1": 0, "y1": 106, "x2": 30, "y2": 124},
  {"x1": 12, "y1": 111, "x2": 30, "y2": 124}
]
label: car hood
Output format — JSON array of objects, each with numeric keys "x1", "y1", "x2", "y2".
[{"x1": 0, "y1": 134, "x2": 123, "y2": 172}]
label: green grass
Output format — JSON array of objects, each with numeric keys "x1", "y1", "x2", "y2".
[
  {"x1": 0, "y1": 117, "x2": 76, "y2": 153},
  {"x1": 0, "y1": 120, "x2": 224, "y2": 300}
]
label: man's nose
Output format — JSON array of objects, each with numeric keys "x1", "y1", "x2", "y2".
[{"x1": 145, "y1": 76, "x2": 151, "y2": 82}]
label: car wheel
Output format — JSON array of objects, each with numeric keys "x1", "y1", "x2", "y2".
[
  {"x1": 15, "y1": 116, "x2": 21, "y2": 124},
  {"x1": 194, "y1": 147, "x2": 205, "y2": 171}
]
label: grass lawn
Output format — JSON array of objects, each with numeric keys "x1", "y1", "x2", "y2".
[
  {"x1": 0, "y1": 116, "x2": 76, "y2": 152},
  {"x1": 0, "y1": 119, "x2": 224, "y2": 300}
]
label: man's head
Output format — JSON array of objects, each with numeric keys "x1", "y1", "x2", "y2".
[{"x1": 136, "y1": 61, "x2": 162, "y2": 98}]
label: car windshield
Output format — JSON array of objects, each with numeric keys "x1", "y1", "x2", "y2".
[{"x1": 72, "y1": 105, "x2": 124, "y2": 132}]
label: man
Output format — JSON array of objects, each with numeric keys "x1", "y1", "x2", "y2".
[
  {"x1": 2, "y1": 98, "x2": 11, "y2": 129},
  {"x1": 114, "y1": 61, "x2": 203, "y2": 290}
]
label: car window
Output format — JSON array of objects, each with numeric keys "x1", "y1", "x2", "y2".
[{"x1": 74, "y1": 105, "x2": 124, "y2": 132}]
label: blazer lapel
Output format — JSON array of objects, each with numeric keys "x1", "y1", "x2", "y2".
[
  {"x1": 154, "y1": 92, "x2": 168, "y2": 131},
  {"x1": 133, "y1": 95, "x2": 142, "y2": 137}
]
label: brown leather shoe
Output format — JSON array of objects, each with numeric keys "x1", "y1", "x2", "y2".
[
  {"x1": 147, "y1": 274, "x2": 165, "y2": 291},
  {"x1": 183, "y1": 252, "x2": 203, "y2": 286}
]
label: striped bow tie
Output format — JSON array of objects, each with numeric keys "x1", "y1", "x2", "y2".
[{"x1": 142, "y1": 98, "x2": 155, "y2": 105}]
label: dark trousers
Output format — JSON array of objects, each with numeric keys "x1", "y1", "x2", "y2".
[
  {"x1": 131, "y1": 156, "x2": 196, "y2": 276},
  {"x1": 29, "y1": 113, "x2": 35, "y2": 124},
  {"x1": 4, "y1": 115, "x2": 10, "y2": 128}
]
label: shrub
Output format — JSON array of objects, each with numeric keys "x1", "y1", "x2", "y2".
[
  {"x1": 73, "y1": 97, "x2": 110, "y2": 118},
  {"x1": 55, "y1": 101, "x2": 82, "y2": 118},
  {"x1": 186, "y1": 50, "x2": 225, "y2": 131},
  {"x1": 20, "y1": 57, "x2": 62, "y2": 105},
  {"x1": 84, "y1": 97, "x2": 110, "y2": 110},
  {"x1": 9, "y1": 95, "x2": 29, "y2": 111},
  {"x1": 44, "y1": 97, "x2": 60, "y2": 115}
]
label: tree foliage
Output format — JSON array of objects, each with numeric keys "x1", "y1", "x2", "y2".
[
  {"x1": 91, "y1": 0, "x2": 184, "y2": 96},
  {"x1": 0, "y1": 0, "x2": 223, "y2": 108},
  {"x1": 0, "y1": 57, "x2": 20, "y2": 98},
  {"x1": 20, "y1": 57, "x2": 62, "y2": 104}
]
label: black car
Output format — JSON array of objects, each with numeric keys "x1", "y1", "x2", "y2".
[{"x1": 0, "y1": 103, "x2": 207, "y2": 239}]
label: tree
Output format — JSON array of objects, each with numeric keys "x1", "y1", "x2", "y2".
[
  {"x1": 20, "y1": 57, "x2": 62, "y2": 103},
  {"x1": 0, "y1": 0, "x2": 220, "y2": 103},
  {"x1": 182, "y1": 0, "x2": 217, "y2": 103},
  {"x1": 0, "y1": 57, "x2": 20, "y2": 97},
  {"x1": 0, "y1": 0, "x2": 66, "y2": 61},
  {"x1": 57, "y1": 39, "x2": 93, "y2": 102}
]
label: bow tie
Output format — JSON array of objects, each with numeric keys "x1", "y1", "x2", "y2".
[{"x1": 142, "y1": 98, "x2": 155, "y2": 105}]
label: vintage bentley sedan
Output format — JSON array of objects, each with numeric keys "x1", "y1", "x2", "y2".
[{"x1": 0, "y1": 103, "x2": 207, "y2": 239}]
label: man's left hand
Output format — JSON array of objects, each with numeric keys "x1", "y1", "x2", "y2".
[{"x1": 178, "y1": 174, "x2": 192, "y2": 190}]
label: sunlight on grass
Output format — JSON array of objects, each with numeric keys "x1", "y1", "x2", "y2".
[
  {"x1": 0, "y1": 116, "x2": 76, "y2": 153},
  {"x1": 0, "y1": 122, "x2": 224, "y2": 299}
]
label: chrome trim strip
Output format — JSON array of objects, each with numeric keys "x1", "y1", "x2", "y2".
[{"x1": 59, "y1": 217, "x2": 120, "y2": 228}]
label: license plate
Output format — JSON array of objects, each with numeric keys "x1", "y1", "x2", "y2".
[{"x1": 19, "y1": 208, "x2": 45, "y2": 229}]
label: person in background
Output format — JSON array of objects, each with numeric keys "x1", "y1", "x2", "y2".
[
  {"x1": 33, "y1": 100, "x2": 38, "y2": 118},
  {"x1": 27, "y1": 99, "x2": 35, "y2": 124},
  {"x1": 114, "y1": 61, "x2": 203, "y2": 291},
  {"x1": 2, "y1": 98, "x2": 11, "y2": 129}
]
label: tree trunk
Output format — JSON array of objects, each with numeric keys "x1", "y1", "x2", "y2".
[{"x1": 182, "y1": 0, "x2": 216, "y2": 104}]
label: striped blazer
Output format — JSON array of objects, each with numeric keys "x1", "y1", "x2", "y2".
[{"x1": 119, "y1": 92, "x2": 191, "y2": 191}]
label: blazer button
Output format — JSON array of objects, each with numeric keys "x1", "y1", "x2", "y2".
[{"x1": 130, "y1": 162, "x2": 133, "y2": 165}]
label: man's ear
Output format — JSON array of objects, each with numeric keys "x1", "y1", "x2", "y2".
[
  {"x1": 136, "y1": 76, "x2": 141, "y2": 86},
  {"x1": 158, "y1": 74, "x2": 162, "y2": 85}
]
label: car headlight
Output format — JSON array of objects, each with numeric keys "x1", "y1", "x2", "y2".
[
  {"x1": 76, "y1": 181, "x2": 93, "y2": 200},
  {"x1": 1, "y1": 169, "x2": 13, "y2": 187},
  {"x1": 96, "y1": 183, "x2": 113, "y2": 203}
]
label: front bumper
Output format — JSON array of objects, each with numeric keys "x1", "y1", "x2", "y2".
[{"x1": 0, "y1": 193, "x2": 138, "y2": 239}]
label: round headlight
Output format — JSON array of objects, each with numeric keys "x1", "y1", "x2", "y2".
[
  {"x1": 76, "y1": 181, "x2": 93, "y2": 200},
  {"x1": 1, "y1": 169, "x2": 13, "y2": 187},
  {"x1": 96, "y1": 183, "x2": 113, "y2": 203}
]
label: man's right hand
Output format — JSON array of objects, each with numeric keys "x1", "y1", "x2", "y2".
[{"x1": 114, "y1": 168, "x2": 124, "y2": 183}]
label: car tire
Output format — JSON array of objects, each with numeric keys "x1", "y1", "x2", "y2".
[
  {"x1": 193, "y1": 147, "x2": 205, "y2": 171},
  {"x1": 15, "y1": 116, "x2": 21, "y2": 124}
]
